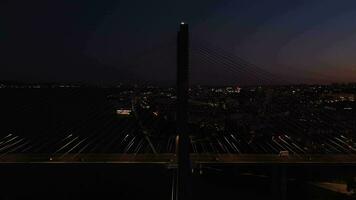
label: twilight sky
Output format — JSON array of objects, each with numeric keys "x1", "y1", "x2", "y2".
[{"x1": 2, "y1": 0, "x2": 356, "y2": 85}]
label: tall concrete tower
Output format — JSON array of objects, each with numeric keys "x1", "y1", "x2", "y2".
[{"x1": 176, "y1": 22, "x2": 191, "y2": 200}]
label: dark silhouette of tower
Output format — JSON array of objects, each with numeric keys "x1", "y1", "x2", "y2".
[{"x1": 176, "y1": 22, "x2": 191, "y2": 200}]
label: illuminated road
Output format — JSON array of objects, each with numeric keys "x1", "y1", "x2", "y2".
[
  {"x1": 0, "y1": 154, "x2": 356, "y2": 165},
  {"x1": 0, "y1": 154, "x2": 174, "y2": 164},
  {"x1": 190, "y1": 154, "x2": 356, "y2": 165},
  {"x1": 309, "y1": 182, "x2": 354, "y2": 196}
]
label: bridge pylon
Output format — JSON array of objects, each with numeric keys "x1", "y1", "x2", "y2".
[{"x1": 176, "y1": 21, "x2": 192, "y2": 200}]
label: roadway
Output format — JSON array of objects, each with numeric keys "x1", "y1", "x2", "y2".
[
  {"x1": 0, "y1": 153, "x2": 356, "y2": 165},
  {"x1": 190, "y1": 153, "x2": 356, "y2": 165}
]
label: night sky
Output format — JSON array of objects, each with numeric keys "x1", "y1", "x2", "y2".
[{"x1": 2, "y1": 0, "x2": 356, "y2": 85}]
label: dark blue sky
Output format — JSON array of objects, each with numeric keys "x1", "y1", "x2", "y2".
[{"x1": 2, "y1": 0, "x2": 356, "y2": 85}]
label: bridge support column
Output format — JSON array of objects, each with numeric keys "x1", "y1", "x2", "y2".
[
  {"x1": 271, "y1": 165, "x2": 287, "y2": 200},
  {"x1": 176, "y1": 22, "x2": 191, "y2": 200}
]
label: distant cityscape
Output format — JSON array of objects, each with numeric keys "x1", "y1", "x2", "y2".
[{"x1": 1, "y1": 81, "x2": 355, "y2": 155}]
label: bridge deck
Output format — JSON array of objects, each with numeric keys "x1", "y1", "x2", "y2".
[
  {"x1": 0, "y1": 153, "x2": 356, "y2": 165},
  {"x1": 190, "y1": 154, "x2": 356, "y2": 165}
]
